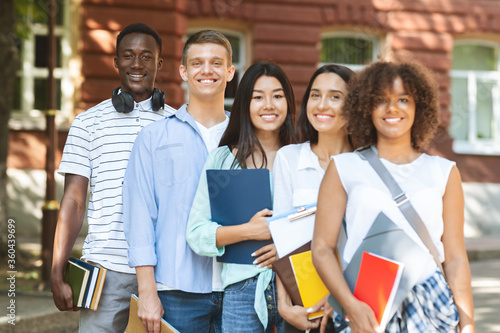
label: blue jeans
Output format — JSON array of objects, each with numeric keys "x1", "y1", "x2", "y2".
[
  {"x1": 222, "y1": 274, "x2": 283, "y2": 333},
  {"x1": 158, "y1": 290, "x2": 223, "y2": 333}
]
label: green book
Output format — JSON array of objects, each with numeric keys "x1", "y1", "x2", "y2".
[{"x1": 64, "y1": 259, "x2": 90, "y2": 307}]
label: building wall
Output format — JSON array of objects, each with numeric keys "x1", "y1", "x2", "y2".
[{"x1": 9, "y1": 0, "x2": 500, "y2": 179}]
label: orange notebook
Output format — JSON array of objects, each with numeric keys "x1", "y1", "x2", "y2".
[{"x1": 353, "y1": 252, "x2": 404, "y2": 329}]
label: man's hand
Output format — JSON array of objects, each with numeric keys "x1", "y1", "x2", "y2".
[
  {"x1": 51, "y1": 277, "x2": 79, "y2": 311},
  {"x1": 138, "y1": 291, "x2": 164, "y2": 333}
]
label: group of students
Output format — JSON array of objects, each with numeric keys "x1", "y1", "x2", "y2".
[{"x1": 50, "y1": 22, "x2": 475, "y2": 333}]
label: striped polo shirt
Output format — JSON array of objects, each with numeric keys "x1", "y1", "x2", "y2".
[{"x1": 58, "y1": 97, "x2": 175, "y2": 273}]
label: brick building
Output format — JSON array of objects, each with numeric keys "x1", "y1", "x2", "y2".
[{"x1": 9, "y1": 0, "x2": 500, "y2": 236}]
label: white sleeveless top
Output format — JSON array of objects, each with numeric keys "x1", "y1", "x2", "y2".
[{"x1": 332, "y1": 151, "x2": 455, "y2": 281}]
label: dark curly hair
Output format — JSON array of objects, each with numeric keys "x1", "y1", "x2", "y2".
[{"x1": 345, "y1": 61, "x2": 440, "y2": 151}]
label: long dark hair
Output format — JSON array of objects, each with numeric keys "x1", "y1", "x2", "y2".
[
  {"x1": 296, "y1": 64, "x2": 354, "y2": 143},
  {"x1": 219, "y1": 61, "x2": 296, "y2": 169}
]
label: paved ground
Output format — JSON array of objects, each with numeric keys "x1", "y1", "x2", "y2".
[{"x1": 1, "y1": 237, "x2": 500, "y2": 332}]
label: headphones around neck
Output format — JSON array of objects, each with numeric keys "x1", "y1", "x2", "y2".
[{"x1": 111, "y1": 87, "x2": 165, "y2": 113}]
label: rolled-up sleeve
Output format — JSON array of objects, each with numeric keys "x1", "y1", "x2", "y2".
[
  {"x1": 123, "y1": 128, "x2": 158, "y2": 267},
  {"x1": 186, "y1": 151, "x2": 225, "y2": 257}
]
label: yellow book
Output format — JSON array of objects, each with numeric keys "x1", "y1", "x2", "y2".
[
  {"x1": 90, "y1": 266, "x2": 107, "y2": 310},
  {"x1": 126, "y1": 294, "x2": 180, "y2": 333},
  {"x1": 289, "y1": 250, "x2": 329, "y2": 319}
]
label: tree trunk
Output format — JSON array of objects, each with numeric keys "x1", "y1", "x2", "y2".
[{"x1": 0, "y1": 0, "x2": 19, "y2": 249}]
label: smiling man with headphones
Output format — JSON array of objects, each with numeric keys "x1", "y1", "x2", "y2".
[{"x1": 51, "y1": 23, "x2": 175, "y2": 332}]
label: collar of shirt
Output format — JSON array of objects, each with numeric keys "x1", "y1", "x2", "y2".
[
  {"x1": 297, "y1": 142, "x2": 322, "y2": 172},
  {"x1": 135, "y1": 96, "x2": 153, "y2": 111},
  {"x1": 174, "y1": 104, "x2": 230, "y2": 133}
]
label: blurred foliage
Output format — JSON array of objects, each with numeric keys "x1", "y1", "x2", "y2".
[{"x1": 14, "y1": 0, "x2": 49, "y2": 40}]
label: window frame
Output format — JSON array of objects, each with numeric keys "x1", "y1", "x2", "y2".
[
  {"x1": 450, "y1": 39, "x2": 500, "y2": 155},
  {"x1": 10, "y1": 0, "x2": 73, "y2": 130},
  {"x1": 319, "y1": 31, "x2": 380, "y2": 71}
]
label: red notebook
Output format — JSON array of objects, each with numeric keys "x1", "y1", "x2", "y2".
[{"x1": 353, "y1": 252, "x2": 404, "y2": 329}]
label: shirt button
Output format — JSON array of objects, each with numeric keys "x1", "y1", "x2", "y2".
[
  {"x1": 136, "y1": 104, "x2": 140, "y2": 108},
  {"x1": 267, "y1": 295, "x2": 273, "y2": 302},
  {"x1": 136, "y1": 118, "x2": 139, "y2": 122},
  {"x1": 267, "y1": 285, "x2": 271, "y2": 291},
  {"x1": 267, "y1": 304, "x2": 273, "y2": 310}
]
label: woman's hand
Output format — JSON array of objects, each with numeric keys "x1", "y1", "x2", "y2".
[
  {"x1": 278, "y1": 290, "x2": 321, "y2": 331},
  {"x1": 246, "y1": 208, "x2": 272, "y2": 240},
  {"x1": 252, "y1": 243, "x2": 278, "y2": 268},
  {"x1": 319, "y1": 296, "x2": 334, "y2": 333},
  {"x1": 346, "y1": 299, "x2": 382, "y2": 333}
]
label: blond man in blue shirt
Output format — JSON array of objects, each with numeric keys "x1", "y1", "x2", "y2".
[{"x1": 123, "y1": 30, "x2": 235, "y2": 333}]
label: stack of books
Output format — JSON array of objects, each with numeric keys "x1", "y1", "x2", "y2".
[
  {"x1": 272, "y1": 242, "x2": 330, "y2": 320},
  {"x1": 64, "y1": 257, "x2": 107, "y2": 310}
]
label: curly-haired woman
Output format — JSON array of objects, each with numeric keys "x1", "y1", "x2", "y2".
[{"x1": 312, "y1": 61, "x2": 475, "y2": 333}]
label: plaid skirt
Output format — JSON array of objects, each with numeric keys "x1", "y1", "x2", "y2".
[{"x1": 341, "y1": 269, "x2": 459, "y2": 333}]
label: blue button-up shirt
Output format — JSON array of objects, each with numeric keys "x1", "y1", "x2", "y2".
[{"x1": 123, "y1": 104, "x2": 225, "y2": 293}]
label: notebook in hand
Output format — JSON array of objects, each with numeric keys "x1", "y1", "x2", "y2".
[
  {"x1": 272, "y1": 242, "x2": 311, "y2": 306},
  {"x1": 64, "y1": 260, "x2": 90, "y2": 307},
  {"x1": 207, "y1": 169, "x2": 273, "y2": 264},
  {"x1": 267, "y1": 204, "x2": 316, "y2": 258},
  {"x1": 126, "y1": 294, "x2": 180, "y2": 333},
  {"x1": 353, "y1": 252, "x2": 404, "y2": 330},
  {"x1": 69, "y1": 258, "x2": 99, "y2": 309},
  {"x1": 329, "y1": 212, "x2": 432, "y2": 321},
  {"x1": 289, "y1": 250, "x2": 329, "y2": 320},
  {"x1": 67, "y1": 257, "x2": 107, "y2": 310}
]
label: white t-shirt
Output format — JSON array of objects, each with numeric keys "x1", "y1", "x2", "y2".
[
  {"x1": 332, "y1": 151, "x2": 455, "y2": 281},
  {"x1": 196, "y1": 117, "x2": 229, "y2": 292},
  {"x1": 58, "y1": 97, "x2": 174, "y2": 273}
]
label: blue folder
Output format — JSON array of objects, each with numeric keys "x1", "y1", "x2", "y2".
[{"x1": 207, "y1": 169, "x2": 273, "y2": 264}]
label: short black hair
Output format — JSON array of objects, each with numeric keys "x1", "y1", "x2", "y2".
[{"x1": 116, "y1": 22, "x2": 162, "y2": 56}]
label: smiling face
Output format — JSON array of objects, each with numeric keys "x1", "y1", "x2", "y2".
[
  {"x1": 249, "y1": 75, "x2": 288, "y2": 138},
  {"x1": 306, "y1": 73, "x2": 348, "y2": 135},
  {"x1": 179, "y1": 42, "x2": 235, "y2": 102},
  {"x1": 372, "y1": 76, "x2": 416, "y2": 143},
  {"x1": 114, "y1": 33, "x2": 162, "y2": 103}
]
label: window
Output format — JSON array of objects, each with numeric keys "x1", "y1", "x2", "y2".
[
  {"x1": 320, "y1": 32, "x2": 379, "y2": 71},
  {"x1": 184, "y1": 29, "x2": 246, "y2": 111},
  {"x1": 451, "y1": 42, "x2": 500, "y2": 155},
  {"x1": 11, "y1": 0, "x2": 73, "y2": 130}
]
